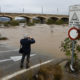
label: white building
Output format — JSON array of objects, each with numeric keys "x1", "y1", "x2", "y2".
[{"x1": 69, "y1": 5, "x2": 80, "y2": 28}]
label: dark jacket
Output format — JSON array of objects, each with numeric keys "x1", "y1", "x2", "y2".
[{"x1": 20, "y1": 37, "x2": 35, "y2": 54}]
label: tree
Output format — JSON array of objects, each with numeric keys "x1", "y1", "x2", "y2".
[{"x1": 61, "y1": 37, "x2": 80, "y2": 73}]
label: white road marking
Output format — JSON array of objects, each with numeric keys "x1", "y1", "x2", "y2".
[
  {"x1": 0, "y1": 59, "x2": 11, "y2": 63},
  {"x1": 0, "y1": 49, "x2": 18, "y2": 53},
  {"x1": 1, "y1": 59, "x2": 53, "y2": 80},
  {"x1": 0, "y1": 54, "x2": 36, "y2": 63}
]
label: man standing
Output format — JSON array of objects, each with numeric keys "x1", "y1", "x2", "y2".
[{"x1": 19, "y1": 34, "x2": 35, "y2": 69}]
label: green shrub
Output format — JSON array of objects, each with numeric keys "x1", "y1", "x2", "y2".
[
  {"x1": 61, "y1": 37, "x2": 80, "y2": 73},
  {"x1": 9, "y1": 20, "x2": 19, "y2": 26},
  {"x1": 61, "y1": 37, "x2": 79, "y2": 60},
  {"x1": 47, "y1": 19, "x2": 68, "y2": 25},
  {"x1": 33, "y1": 19, "x2": 40, "y2": 23},
  {"x1": 1, "y1": 20, "x2": 19, "y2": 26},
  {"x1": 76, "y1": 45, "x2": 80, "y2": 52},
  {"x1": 3, "y1": 22, "x2": 9, "y2": 27},
  {"x1": 0, "y1": 37, "x2": 8, "y2": 40},
  {"x1": 55, "y1": 20, "x2": 64, "y2": 25},
  {"x1": 46, "y1": 19, "x2": 56, "y2": 24},
  {"x1": 27, "y1": 22, "x2": 35, "y2": 26}
]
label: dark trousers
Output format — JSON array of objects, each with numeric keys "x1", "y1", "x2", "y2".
[{"x1": 21, "y1": 53, "x2": 30, "y2": 65}]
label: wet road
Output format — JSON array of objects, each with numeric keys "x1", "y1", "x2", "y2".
[{"x1": 0, "y1": 44, "x2": 53, "y2": 79}]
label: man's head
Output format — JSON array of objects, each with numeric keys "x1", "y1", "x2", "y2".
[{"x1": 24, "y1": 34, "x2": 28, "y2": 38}]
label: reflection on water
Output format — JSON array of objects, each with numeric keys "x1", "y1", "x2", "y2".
[{"x1": 50, "y1": 25, "x2": 54, "y2": 33}]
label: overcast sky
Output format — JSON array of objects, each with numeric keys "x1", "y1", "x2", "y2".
[{"x1": 0, "y1": 0, "x2": 80, "y2": 14}]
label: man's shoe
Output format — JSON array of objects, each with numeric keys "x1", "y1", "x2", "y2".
[
  {"x1": 26, "y1": 63, "x2": 30, "y2": 69},
  {"x1": 20, "y1": 64, "x2": 23, "y2": 69}
]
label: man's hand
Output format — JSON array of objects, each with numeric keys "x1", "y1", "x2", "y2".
[{"x1": 28, "y1": 37, "x2": 32, "y2": 40}]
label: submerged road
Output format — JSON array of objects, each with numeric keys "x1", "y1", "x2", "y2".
[{"x1": 0, "y1": 44, "x2": 53, "y2": 79}]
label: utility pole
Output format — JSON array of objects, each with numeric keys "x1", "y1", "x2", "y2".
[
  {"x1": 57, "y1": 8, "x2": 59, "y2": 14},
  {"x1": 0, "y1": 6, "x2": 1, "y2": 13},
  {"x1": 41, "y1": 6, "x2": 43, "y2": 14},
  {"x1": 23, "y1": 8, "x2": 24, "y2": 13}
]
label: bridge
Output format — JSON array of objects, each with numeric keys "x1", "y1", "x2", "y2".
[{"x1": 0, "y1": 13, "x2": 69, "y2": 23}]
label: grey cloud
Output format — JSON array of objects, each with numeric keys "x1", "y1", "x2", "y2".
[{"x1": 0, "y1": 0, "x2": 80, "y2": 14}]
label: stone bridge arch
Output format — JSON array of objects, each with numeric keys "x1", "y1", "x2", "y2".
[
  {"x1": 49, "y1": 17, "x2": 59, "y2": 21},
  {"x1": 61, "y1": 17, "x2": 69, "y2": 23},
  {"x1": 34, "y1": 16, "x2": 46, "y2": 24},
  {"x1": 0, "y1": 16, "x2": 13, "y2": 22},
  {"x1": 15, "y1": 16, "x2": 31, "y2": 23}
]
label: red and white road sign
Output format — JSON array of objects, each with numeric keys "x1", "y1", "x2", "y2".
[{"x1": 68, "y1": 27, "x2": 79, "y2": 40}]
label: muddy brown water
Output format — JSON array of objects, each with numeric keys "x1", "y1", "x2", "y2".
[
  {"x1": 25, "y1": 25, "x2": 69, "y2": 58},
  {"x1": 0, "y1": 24, "x2": 69, "y2": 58}
]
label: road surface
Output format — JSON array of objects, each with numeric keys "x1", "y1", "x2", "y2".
[{"x1": 0, "y1": 44, "x2": 53, "y2": 79}]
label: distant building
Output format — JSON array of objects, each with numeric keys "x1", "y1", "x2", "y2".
[{"x1": 69, "y1": 5, "x2": 80, "y2": 28}]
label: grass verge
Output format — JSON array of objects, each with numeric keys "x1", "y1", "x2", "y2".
[{"x1": 9, "y1": 64, "x2": 63, "y2": 80}]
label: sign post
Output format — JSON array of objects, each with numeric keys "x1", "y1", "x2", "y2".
[
  {"x1": 70, "y1": 40, "x2": 75, "y2": 71},
  {"x1": 68, "y1": 27, "x2": 79, "y2": 71}
]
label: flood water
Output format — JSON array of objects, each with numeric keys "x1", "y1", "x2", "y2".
[
  {"x1": 0, "y1": 24, "x2": 69, "y2": 58},
  {"x1": 22, "y1": 24, "x2": 69, "y2": 58}
]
